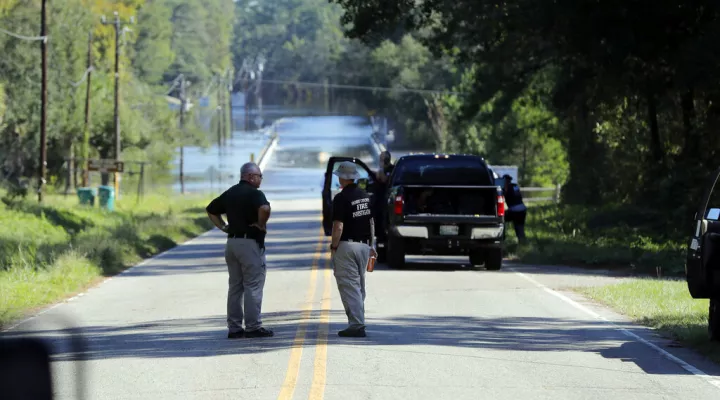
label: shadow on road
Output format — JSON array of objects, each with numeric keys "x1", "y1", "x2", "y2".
[{"x1": 6, "y1": 312, "x2": 710, "y2": 377}]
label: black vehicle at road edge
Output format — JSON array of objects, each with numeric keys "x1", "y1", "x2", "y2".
[
  {"x1": 686, "y1": 166, "x2": 720, "y2": 341},
  {"x1": 322, "y1": 154, "x2": 506, "y2": 270}
]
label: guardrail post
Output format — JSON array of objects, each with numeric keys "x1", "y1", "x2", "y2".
[{"x1": 554, "y1": 184, "x2": 561, "y2": 203}]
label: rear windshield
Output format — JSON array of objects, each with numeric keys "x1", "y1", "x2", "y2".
[{"x1": 393, "y1": 157, "x2": 493, "y2": 186}]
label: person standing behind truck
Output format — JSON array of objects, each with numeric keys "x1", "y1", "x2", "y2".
[
  {"x1": 372, "y1": 151, "x2": 394, "y2": 250},
  {"x1": 502, "y1": 174, "x2": 528, "y2": 243}
]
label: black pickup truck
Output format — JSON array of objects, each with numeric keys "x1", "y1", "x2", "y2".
[{"x1": 322, "y1": 154, "x2": 506, "y2": 270}]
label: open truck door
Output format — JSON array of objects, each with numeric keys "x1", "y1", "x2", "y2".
[
  {"x1": 322, "y1": 156, "x2": 376, "y2": 236},
  {"x1": 686, "y1": 166, "x2": 720, "y2": 340}
]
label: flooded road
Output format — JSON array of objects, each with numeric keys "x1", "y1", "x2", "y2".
[
  {"x1": 171, "y1": 112, "x2": 377, "y2": 199},
  {"x1": 261, "y1": 116, "x2": 376, "y2": 200}
]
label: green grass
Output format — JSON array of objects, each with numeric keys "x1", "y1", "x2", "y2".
[
  {"x1": 506, "y1": 203, "x2": 687, "y2": 276},
  {"x1": 0, "y1": 191, "x2": 214, "y2": 329},
  {"x1": 575, "y1": 278, "x2": 720, "y2": 363}
]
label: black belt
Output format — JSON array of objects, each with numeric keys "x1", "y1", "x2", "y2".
[
  {"x1": 343, "y1": 238, "x2": 371, "y2": 245},
  {"x1": 228, "y1": 233, "x2": 254, "y2": 239}
]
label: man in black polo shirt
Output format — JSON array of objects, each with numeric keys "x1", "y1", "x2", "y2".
[
  {"x1": 330, "y1": 161, "x2": 377, "y2": 337},
  {"x1": 206, "y1": 162, "x2": 274, "y2": 339}
]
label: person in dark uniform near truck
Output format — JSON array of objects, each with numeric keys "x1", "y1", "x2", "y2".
[
  {"x1": 330, "y1": 162, "x2": 377, "y2": 337},
  {"x1": 372, "y1": 151, "x2": 394, "y2": 257},
  {"x1": 502, "y1": 174, "x2": 528, "y2": 243},
  {"x1": 206, "y1": 162, "x2": 274, "y2": 339}
]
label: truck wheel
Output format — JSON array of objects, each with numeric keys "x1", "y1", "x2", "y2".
[
  {"x1": 710, "y1": 298, "x2": 720, "y2": 341},
  {"x1": 387, "y1": 235, "x2": 405, "y2": 269},
  {"x1": 469, "y1": 250, "x2": 484, "y2": 266},
  {"x1": 376, "y1": 246, "x2": 387, "y2": 263},
  {"x1": 485, "y1": 249, "x2": 503, "y2": 271}
]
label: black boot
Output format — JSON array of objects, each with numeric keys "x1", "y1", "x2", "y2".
[{"x1": 338, "y1": 327, "x2": 366, "y2": 337}]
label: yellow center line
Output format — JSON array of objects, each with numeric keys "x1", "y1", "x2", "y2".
[
  {"x1": 277, "y1": 226, "x2": 326, "y2": 400},
  {"x1": 309, "y1": 251, "x2": 333, "y2": 400}
]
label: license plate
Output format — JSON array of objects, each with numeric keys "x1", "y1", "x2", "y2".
[{"x1": 439, "y1": 225, "x2": 459, "y2": 235}]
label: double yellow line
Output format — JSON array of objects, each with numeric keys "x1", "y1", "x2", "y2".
[{"x1": 277, "y1": 226, "x2": 333, "y2": 400}]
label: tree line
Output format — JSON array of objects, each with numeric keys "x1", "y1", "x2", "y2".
[
  {"x1": 0, "y1": 0, "x2": 234, "y2": 196},
  {"x1": 325, "y1": 0, "x2": 720, "y2": 227},
  {"x1": 233, "y1": 0, "x2": 568, "y2": 188},
  {"x1": 6, "y1": 0, "x2": 716, "y2": 229}
]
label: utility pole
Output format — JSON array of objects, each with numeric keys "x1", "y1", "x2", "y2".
[
  {"x1": 227, "y1": 69, "x2": 234, "y2": 142},
  {"x1": 38, "y1": 0, "x2": 48, "y2": 203},
  {"x1": 102, "y1": 11, "x2": 133, "y2": 196},
  {"x1": 81, "y1": 31, "x2": 93, "y2": 188},
  {"x1": 244, "y1": 73, "x2": 251, "y2": 131},
  {"x1": 179, "y1": 77, "x2": 186, "y2": 194},
  {"x1": 217, "y1": 80, "x2": 225, "y2": 148},
  {"x1": 256, "y1": 59, "x2": 264, "y2": 129},
  {"x1": 216, "y1": 105, "x2": 222, "y2": 153},
  {"x1": 324, "y1": 78, "x2": 329, "y2": 113}
]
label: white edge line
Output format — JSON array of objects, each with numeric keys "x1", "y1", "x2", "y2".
[
  {"x1": 2, "y1": 229, "x2": 219, "y2": 332},
  {"x1": 509, "y1": 267, "x2": 720, "y2": 390},
  {"x1": 258, "y1": 136, "x2": 279, "y2": 171}
]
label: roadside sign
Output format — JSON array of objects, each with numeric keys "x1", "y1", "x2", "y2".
[
  {"x1": 199, "y1": 96, "x2": 210, "y2": 107},
  {"x1": 88, "y1": 159, "x2": 124, "y2": 173}
]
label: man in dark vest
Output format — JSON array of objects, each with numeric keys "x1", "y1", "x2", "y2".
[
  {"x1": 330, "y1": 162, "x2": 377, "y2": 337},
  {"x1": 206, "y1": 162, "x2": 274, "y2": 339}
]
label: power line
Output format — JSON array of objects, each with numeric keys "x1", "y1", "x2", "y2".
[
  {"x1": 259, "y1": 78, "x2": 463, "y2": 96},
  {"x1": 0, "y1": 27, "x2": 47, "y2": 41},
  {"x1": 67, "y1": 66, "x2": 94, "y2": 87}
]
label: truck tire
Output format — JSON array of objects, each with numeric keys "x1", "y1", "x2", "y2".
[
  {"x1": 710, "y1": 298, "x2": 720, "y2": 341},
  {"x1": 485, "y1": 249, "x2": 503, "y2": 271},
  {"x1": 469, "y1": 250, "x2": 484, "y2": 266},
  {"x1": 387, "y1": 235, "x2": 405, "y2": 269},
  {"x1": 376, "y1": 246, "x2": 387, "y2": 263}
]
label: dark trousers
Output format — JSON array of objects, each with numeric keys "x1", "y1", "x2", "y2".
[{"x1": 505, "y1": 209, "x2": 527, "y2": 242}]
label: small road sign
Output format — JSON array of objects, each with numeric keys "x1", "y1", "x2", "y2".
[{"x1": 88, "y1": 159, "x2": 124, "y2": 173}]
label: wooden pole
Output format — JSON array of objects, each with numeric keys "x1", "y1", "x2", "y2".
[{"x1": 38, "y1": 0, "x2": 48, "y2": 203}]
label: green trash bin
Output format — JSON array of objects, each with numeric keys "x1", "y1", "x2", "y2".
[
  {"x1": 76, "y1": 187, "x2": 96, "y2": 206},
  {"x1": 98, "y1": 185, "x2": 115, "y2": 211}
]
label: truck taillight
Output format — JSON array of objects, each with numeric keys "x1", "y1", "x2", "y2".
[
  {"x1": 497, "y1": 195, "x2": 505, "y2": 217},
  {"x1": 394, "y1": 195, "x2": 404, "y2": 215}
]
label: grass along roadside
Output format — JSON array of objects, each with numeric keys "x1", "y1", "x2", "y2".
[
  {"x1": 505, "y1": 203, "x2": 687, "y2": 277},
  {"x1": 572, "y1": 278, "x2": 720, "y2": 364},
  {"x1": 0, "y1": 191, "x2": 215, "y2": 329}
]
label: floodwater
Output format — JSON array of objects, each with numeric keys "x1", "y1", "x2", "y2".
[{"x1": 170, "y1": 107, "x2": 377, "y2": 200}]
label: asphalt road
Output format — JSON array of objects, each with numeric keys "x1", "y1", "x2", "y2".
[{"x1": 4, "y1": 116, "x2": 720, "y2": 399}]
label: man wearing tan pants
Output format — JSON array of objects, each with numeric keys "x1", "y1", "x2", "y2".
[{"x1": 206, "y1": 162, "x2": 274, "y2": 339}]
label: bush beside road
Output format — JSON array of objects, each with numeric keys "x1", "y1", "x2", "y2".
[
  {"x1": 0, "y1": 191, "x2": 214, "y2": 329},
  {"x1": 507, "y1": 203, "x2": 685, "y2": 277}
]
